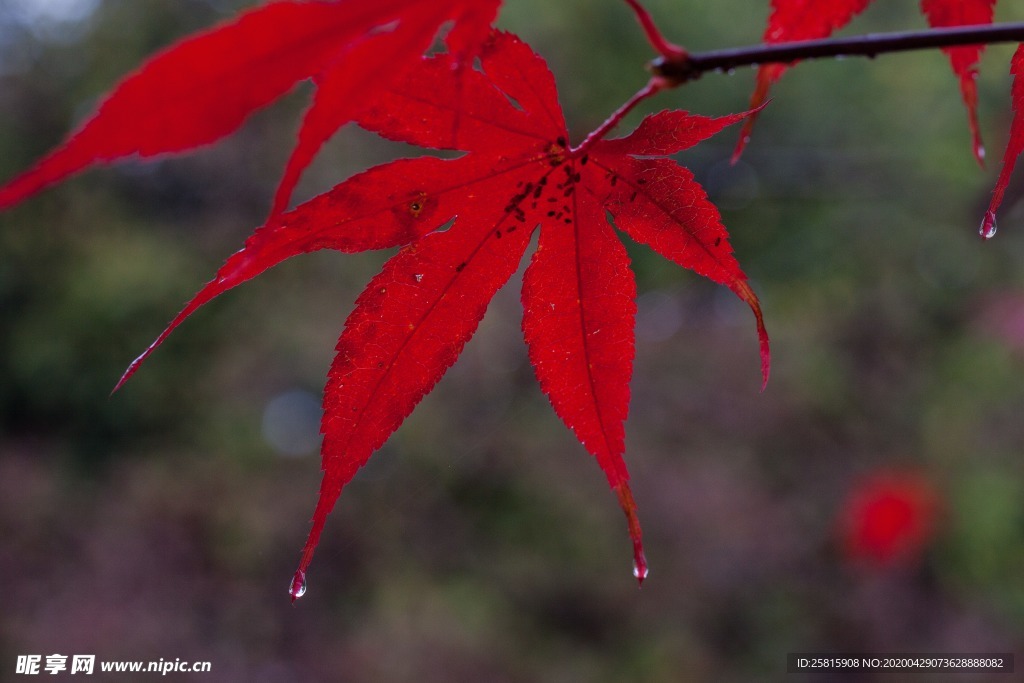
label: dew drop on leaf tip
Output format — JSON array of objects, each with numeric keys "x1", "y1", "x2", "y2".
[
  {"x1": 979, "y1": 212, "x2": 997, "y2": 240},
  {"x1": 633, "y1": 558, "x2": 648, "y2": 584},
  {"x1": 289, "y1": 570, "x2": 307, "y2": 601}
]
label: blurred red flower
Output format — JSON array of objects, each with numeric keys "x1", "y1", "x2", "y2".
[{"x1": 839, "y1": 471, "x2": 940, "y2": 568}]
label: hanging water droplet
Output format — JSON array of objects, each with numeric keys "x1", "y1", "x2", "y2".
[
  {"x1": 633, "y1": 559, "x2": 648, "y2": 582},
  {"x1": 413, "y1": 273, "x2": 424, "y2": 283},
  {"x1": 979, "y1": 211, "x2": 997, "y2": 240},
  {"x1": 289, "y1": 570, "x2": 307, "y2": 600}
]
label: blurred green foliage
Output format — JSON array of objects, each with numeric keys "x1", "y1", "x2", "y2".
[{"x1": 3, "y1": 1, "x2": 1024, "y2": 680}]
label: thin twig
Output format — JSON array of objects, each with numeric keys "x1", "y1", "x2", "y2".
[
  {"x1": 653, "y1": 22, "x2": 1024, "y2": 83},
  {"x1": 621, "y1": 0, "x2": 686, "y2": 59},
  {"x1": 573, "y1": 78, "x2": 668, "y2": 154}
]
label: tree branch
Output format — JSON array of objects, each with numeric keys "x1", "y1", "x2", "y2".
[{"x1": 652, "y1": 22, "x2": 1024, "y2": 83}]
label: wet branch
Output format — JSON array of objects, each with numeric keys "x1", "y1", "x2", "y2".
[{"x1": 652, "y1": 22, "x2": 1024, "y2": 83}]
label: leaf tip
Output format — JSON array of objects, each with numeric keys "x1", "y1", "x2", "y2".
[
  {"x1": 0, "y1": 171, "x2": 43, "y2": 212},
  {"x1": 730, "y1": 130, "x2": 751, "y2": 166},
  {"x1": 958, "y1": 75, "x2": 985, "y2": 169},
  {"x1": 731, "y1": 280, "x2": 771, "y2": 390},
  {"x1": 0, "y1": 143, "x2": 91, "y2": 212},
  {"x1": 111, "y1": 330, "x2": 172, "y2": 394},
  {"x1": 110, "y1": 363, "x2": 138, "y2": 396},
  {"x1": 614, "y1": 482, "x2": 647, "y2": 587},
  {"x1": 758, "y1": 315, "x2": 771, "y2": 392},
  {"x1": 759, "y1": 351, "x2": 771, "y2": 393},
  {"x1": 732, "y1": 73, "x2": 773, "y2": 163}
]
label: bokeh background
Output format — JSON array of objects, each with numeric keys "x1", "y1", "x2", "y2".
[{"x1": 3, "y1": 0, "x2": 1024, "y2": 680}]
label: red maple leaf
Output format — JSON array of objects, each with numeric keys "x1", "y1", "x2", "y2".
[
  {"x1": 983, "y1": 44, "x2": 1024, "y2": 239},
  {"x1": 0, "y1": 0, "x2": 499, "y2": 216},
  {"x1": 111, "y1": 31, "x2": 769, "y2": 596},
  {"x1": 736, "y1": 0, "x2": 998, "y2": 163}
]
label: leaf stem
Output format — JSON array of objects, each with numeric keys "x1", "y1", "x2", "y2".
[
  {"x1": 620, "y1": 0, "x2": 687, "y2": 60},
  {"x1": 652, "y1": 22, "x2": 1024, "y2": 84},
  {"x1": 573, "y1": 78, "x2": 667, "y2": 155}
]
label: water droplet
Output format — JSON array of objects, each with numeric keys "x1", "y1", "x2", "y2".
[
  {"x1": 414, "y1": 273, "x2": 423, "y2": 283},
  {"x1": 633, "y1": 559, "x2": 648, "y2": 582},
  {"x1": 289, "y1": 570, "x2": 307, "y2": 601},
  {"x1": 979, "y1": 212, "x2": 997, "y2": 240},
  {"x1": 977, "y1": 144, "x2": 986, "y2": 162}
]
